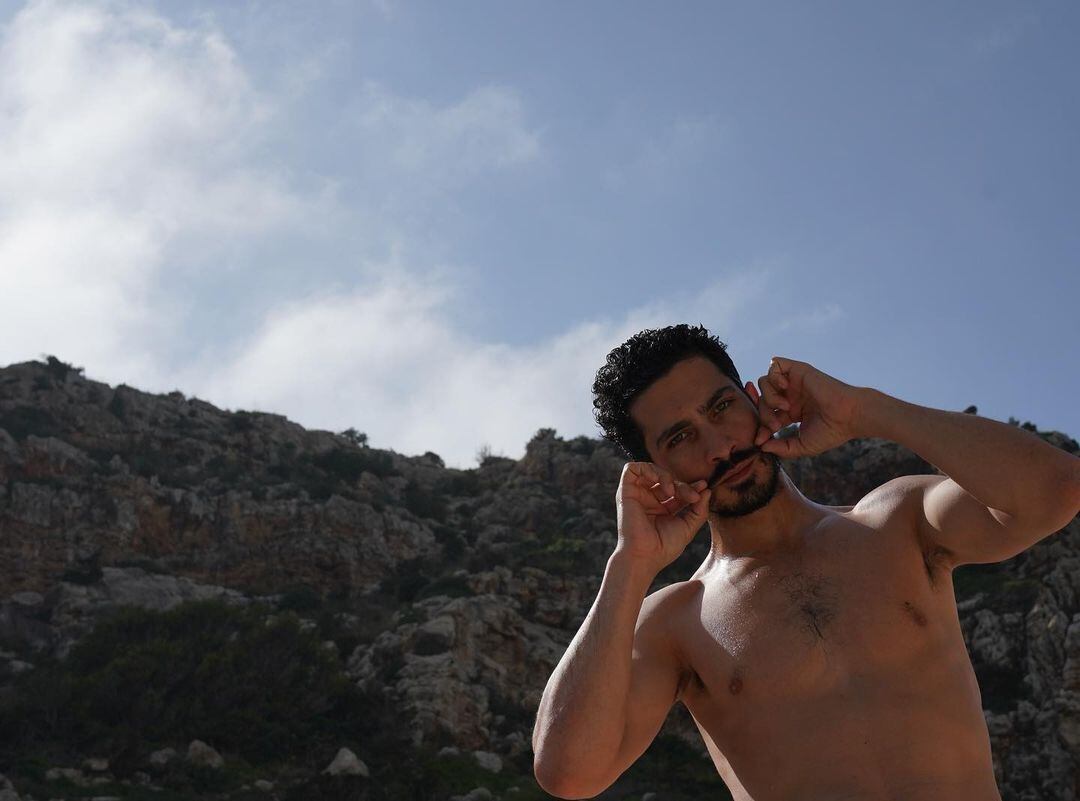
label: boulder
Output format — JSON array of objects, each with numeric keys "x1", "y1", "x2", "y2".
[
  {"x1": 323, "y1": 747, "x2": 369, "y2": 777},
  {"x1": 450, "y1": 789, "x2": 492, "y2": 801},
  {"x1": 0, "y1": 772, "x2": 21, "y2": 801},
  {"x1": 186, "y1": 740, "x2": 224, "y2": 769},
  {"x1": 45, "y1": 766, "x2": 87, "y2": 785},
  {"x1": 472, "y1": 750, "x2": 502, "y2": 773},
  {"x1": 148, "y1": 747, "x2": 177, "y2": 768}
]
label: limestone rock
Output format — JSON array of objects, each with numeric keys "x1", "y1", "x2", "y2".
[
  {"x1": 472, "y1": 750, "x2": 502, "y2": 773},
  {"x1": 322, "y1": 747, "x2": 369, "y2": 777},
  {"x1": 186, "y1": 740, "x2": 224, "y2": 769},
  {"x1": 0, "y1": 567, "x2": 253, "y2": 659},
  {"x1": 450, "y1": 789, "x2": 492, "y2": 801},
  {"x1": 1063, "y1": 615, "x2": 1080, "y2": 691},
  {"x1": 45, "y1": 766, "x2": 89, "y2": 785},
  {"x1": 148, "y1": 747, "x2": 177, "y2": 768},
  {"x1": 354, "y1": 592, "x2": 571, "y2": 749},
  {"x1": 0, "y1": 772, "x2": 21, "y2": 801}
]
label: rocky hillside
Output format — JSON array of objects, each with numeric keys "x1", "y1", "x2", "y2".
[{"x1": 0, "y1": 356, "x2": 1077, "y2": 801}]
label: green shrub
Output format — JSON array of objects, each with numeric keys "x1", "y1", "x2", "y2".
[
  {"x1": 0, "y1": 600, "x2": 376, "y2": 769},
  {"x1": 61, "y1": 563, "x2": 103, "y2": 585},
  {"x1": 436, "y1": 471, "x2": 481, "y2": 497},
  {"x1": 0, "y1": 406, "x2": 62, "y2": 441},
  {"x1": 339, "y1": 428, "x2": 368, "y2": 447},
  {"x1": 402, "y1": 479, "x2": 447, "y2": 521},
  {"x1": 44, "y1": 356, "x2": 84, "y2": 380},
  {"x1": 228, "y1": 411, "x2": 257, "y2": 433},
  {"x1": 953, "y1": 564, "x2": 1042, "y2": 611},
  {"x1": 416, "y1": 573, "x2": 474, "y2": 600},
  {"x1": 278, "y1": 584, "x2": 322, "y2": 613},
  {"x1": 107, "y1": 392, "x2": 127, "y2": 421},
  {"x1": 433, "y1": 524, "x2": 467, "y2": 561},
  {"x1": 523, "y1": 535, "x2": 599, "y2": 575},
  {"x1": 312, "y1": 448, "x2": 395, "y2": 481}
]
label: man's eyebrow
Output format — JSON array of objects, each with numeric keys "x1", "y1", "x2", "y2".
[{"x1": 654, "y1": 386, "x2": 734, "y2": 449}]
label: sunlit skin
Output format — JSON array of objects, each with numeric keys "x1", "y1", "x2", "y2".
[{"x1": 534, "y1": 352, "x2": 1080, "y2": 800}]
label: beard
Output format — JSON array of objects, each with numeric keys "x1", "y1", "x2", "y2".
[{"x1": 709, "y1": 452, "x2": 782, "y2": 518}]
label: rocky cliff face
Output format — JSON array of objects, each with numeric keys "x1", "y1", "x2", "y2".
[{"x1": 0, "y1": 357, "x2": 1077, "y2": 801}]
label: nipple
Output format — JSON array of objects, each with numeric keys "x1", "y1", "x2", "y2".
[{"x1": 903, "y1": 600, "x2": 928, "y2": 627}]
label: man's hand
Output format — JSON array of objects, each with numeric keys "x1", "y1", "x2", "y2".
[
  {"x1": 750, "y1": 356, "x2": 863, "y2": 459},
  {"x1": 615, "y1": 462, "x2": 711, "y2": 575}
]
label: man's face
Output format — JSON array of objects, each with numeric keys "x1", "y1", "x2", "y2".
[{"x1": 628, "y1": 356, "x2": 780, "y2": 518}]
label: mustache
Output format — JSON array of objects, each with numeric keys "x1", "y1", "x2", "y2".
[{"x1": 706, "y1": 446, "x2": 763, "y2": 488}]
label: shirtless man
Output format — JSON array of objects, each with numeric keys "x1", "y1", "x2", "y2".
[{"x1": 532, "y1": 324, "x2": 1080, "y2": 800}]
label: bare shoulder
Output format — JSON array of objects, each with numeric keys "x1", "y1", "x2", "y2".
[
  {"x1": 635, "y1": 579, "x2": 704, "y2": 650},
  {"x1": 639, "y1": 578, "x2": 703, "y2": 625},
  {"x1": 841, "y1": 474, "x2": 943, "y2": 523},
  {"x1": 635, "y1": 579, "x2": 703, "y2": 686},
  {"x1": 834, "y1": 475, "x2": 957, "y2": 588}
]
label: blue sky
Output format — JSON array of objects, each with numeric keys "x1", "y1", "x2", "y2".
[{"x1": 0, "y1": 0, "x2": 1077, "y2": 467}]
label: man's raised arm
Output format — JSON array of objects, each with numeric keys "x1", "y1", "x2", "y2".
[
  {"x1": 752, "y1": 356, "x2": 1080, "y2": 565},
  {"x1": 532, "y1": 463, "x2": 711, "y2": 799}
]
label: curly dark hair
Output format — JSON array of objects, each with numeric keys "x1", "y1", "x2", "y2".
[{"x1": 592, "y1": 324, "x2": 743, "y2": 461}]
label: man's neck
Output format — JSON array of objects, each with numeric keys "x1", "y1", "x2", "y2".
[{"x1": 705, "y1": 470, "x2": 822, "y2": 561}]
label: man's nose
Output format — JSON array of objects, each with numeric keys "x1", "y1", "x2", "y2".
[{"x1": 702, "y1": 425, "x2": 735, "y2": 466}]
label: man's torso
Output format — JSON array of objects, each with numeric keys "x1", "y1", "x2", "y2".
[{"x1": 660, "y1": 487, "x2": 1002, "y2": 801}]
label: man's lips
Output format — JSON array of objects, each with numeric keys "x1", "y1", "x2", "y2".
[
  {"x1": 722, "y1": 456, "x2": 756, "y2": 484},
  {"x1": 706, "y1": 450, "x2": 759, "y2": 488}
]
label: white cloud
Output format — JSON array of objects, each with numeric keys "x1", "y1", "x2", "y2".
[
  {"x1": 969, "y1": 13, "x2": 1040, "y2": 59},
  {"x1": 0, "y1": 0, "x2": 308, "y2": 382},
  {"x1": 184, "y1": 266, "x2": 770, "y2": 468},
  {"x1": 605, "y1": 113, "x2": 725, "y2": 191},
  {"x1": 775, "y1": 303, "x2": 844, "y2": 333},
  {"x1": 352, "y1": 82, "x2": 541, "y2": 182}
]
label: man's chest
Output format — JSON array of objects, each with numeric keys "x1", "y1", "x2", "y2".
[{"x1": 675, "y1": 516, "x2": 960, "y2": 708}]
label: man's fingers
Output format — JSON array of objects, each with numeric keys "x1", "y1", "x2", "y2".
[
  {"x1": 676, "y1": 486, "x2": 711, "y2": 524},
  {"x1": 650, "y1": 480, "x2": 677, "y2": 506},
  {"x1": 756, "y1": 392, "x2": 789, "y2": 431},
  {"x1": 756, "y1": 375, "x2": 789, "y2": 410},
  {"x1": 768, "y1": 358, "x2": 790, "y2": 388},
  {"x1": 754, "y1": 423, "x2": 773, "y2": 447},
  {"x1": 771, "y1": 356, "x2": 801, "y2": 378},
  {"x1": 761, "y1": 431, "x2": 803, "y2": 459},
  {"x1": 621, "y1": 463, "x2": 706, "y2": 518},
  {"x1": 624, "y1": 461, "x2": 674, "y2": 500},
  {"x1": 660, "y1": 481, "x2": 701, "y2": 511}
]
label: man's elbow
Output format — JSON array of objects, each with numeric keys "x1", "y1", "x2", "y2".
[
  {"x1": 1067, "y1": 462, "x2": 1080, "y2": 521},
  {"x1": 1035, "y1": 465, "x2": 1080, "y2": 535},
  {"x1": 533, "y1": 754, "x2": 612, "y2": 800}
]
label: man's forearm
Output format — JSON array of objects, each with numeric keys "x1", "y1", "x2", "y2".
[
  {"x1": 855, "y1": 388, "x2": 1080, "y2": 529},
  {"x1": 533, "y1": 552, "x2": 654, "y2": 791}
]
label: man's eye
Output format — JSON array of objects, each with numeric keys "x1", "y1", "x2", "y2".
[
  {"x1": 668, "y1": 431, "x2": 688, "y2": 448},
  {"x1": 712, "y1": 400, "x2": 730, "y2": 414}
]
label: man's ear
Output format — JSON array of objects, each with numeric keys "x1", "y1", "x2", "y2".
[{"x1": 744, "y1": 381, "x2": 761, "y2": 403}]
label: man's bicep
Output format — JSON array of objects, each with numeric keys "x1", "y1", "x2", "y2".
[{"x1": 913, "y1": 475, "x2": 1030, "y2": 566}]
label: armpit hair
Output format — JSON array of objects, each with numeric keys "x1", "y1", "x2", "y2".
[{"x1": 920, "y1": 539, "x2": 954, "y2": 589}]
